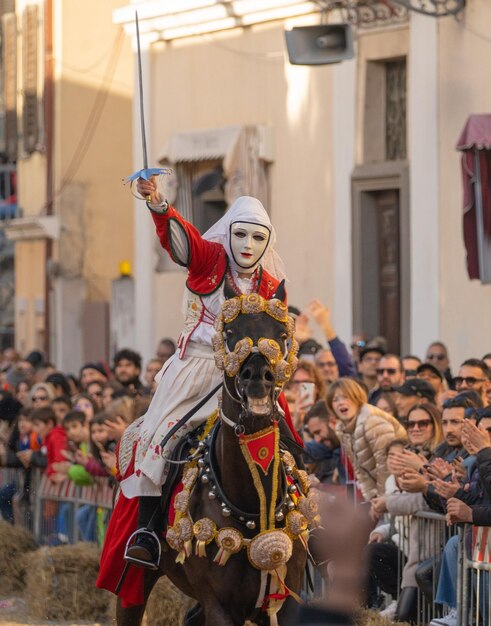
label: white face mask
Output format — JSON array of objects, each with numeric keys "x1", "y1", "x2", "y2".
[{"x1": 229, "y1": 221, "x2": 271, "y2": 271}]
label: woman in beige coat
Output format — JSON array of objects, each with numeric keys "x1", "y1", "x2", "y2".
[{"x1": 327, "y1": 377, "x2": 407, "y2": 502}]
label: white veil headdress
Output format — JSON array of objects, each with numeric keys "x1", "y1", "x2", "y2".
[{"x1": 202, "y1": 196, "x2": 286, "y2": 281}]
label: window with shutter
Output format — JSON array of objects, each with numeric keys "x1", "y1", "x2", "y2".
[
  {"x1": 1, "y1": 12, "x2": 17, "y2": 160},
  {"x1": 22, "y1": 4, "x2": 38, "y2": 154}
]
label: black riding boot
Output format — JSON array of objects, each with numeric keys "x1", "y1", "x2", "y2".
[
  {"x1": 395, "y1": 586, "x2": 418, "y2": 624},
  {"x1": 124, "y1": 496, "x2": 163, "y2": 570}
]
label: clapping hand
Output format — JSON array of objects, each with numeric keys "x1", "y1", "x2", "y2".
[
  {"x1": 390, "y1": 449, "x2": 426, "y2": 475},
  {"x1": 426, "y1": 458, "x2": 453, "y2": 480},
  {"x1": 462, "y1": 420, "x2": 491, "y2": 455},
  {"x1": 452, "y1": 457, "x2": 467, "y2": 481},
  {"x1": 432, "y1": 477, "x2": 461, "y2": 500},
  {"x1": 399, "y1": 469, "x2": 428, "y2": 493}
]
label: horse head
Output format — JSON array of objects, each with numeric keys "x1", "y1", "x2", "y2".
[{"x1": 212, "y1": 279, "x2": 298, "y2": 432}]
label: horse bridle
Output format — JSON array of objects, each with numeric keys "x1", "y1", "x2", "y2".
[{"x1": 220, "y1": 355, "x2": 282, "y2": 437}]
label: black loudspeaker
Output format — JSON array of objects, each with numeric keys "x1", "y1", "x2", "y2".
[{"x1": 284, "y1": 24, "x2": 354, "y2": 66}]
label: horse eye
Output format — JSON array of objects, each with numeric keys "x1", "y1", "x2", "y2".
[
  {"x1": 280, "y1": 332, "x2": 288, "y2": 340},
  {"x1": 226, "y1": 329, "x2": 234, "y2": 336}
]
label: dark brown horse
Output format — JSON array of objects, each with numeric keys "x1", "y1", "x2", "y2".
[{"x1": 117, "y1": 284, "x2": 308, "y2": 626}]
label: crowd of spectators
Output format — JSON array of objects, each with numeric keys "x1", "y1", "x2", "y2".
[
  {"x1": 282, "y1": 300, "x2": 491, "y2": 626},
  {"x1": 1, "y1": 301, "x2": 491, "y2": 626},
  {"x1": 0, "y1": 339, "x2": 176, "y2": 543}
]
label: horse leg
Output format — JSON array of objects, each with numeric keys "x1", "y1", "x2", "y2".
[
  {"x1": 202, "y1": 601, "x2": 237, "y2": 626},
  {"x1": 115, "y1": 568, "x2": 162, "y2": 626},
  {"x1": 184, "y1": 602, "x2": 205, "y2": 626}
]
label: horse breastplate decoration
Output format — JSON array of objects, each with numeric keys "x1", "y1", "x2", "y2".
[{"x1": 166, "y1": 426, "x2": 319, "y2": 619}]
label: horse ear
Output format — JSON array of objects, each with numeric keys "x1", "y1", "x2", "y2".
[
  {"x1": 271, "y1": 279, "x2": 286, "y2": 303},
  {"x1": 223, "y1": 276, "x2": 237, "y2": 300}
]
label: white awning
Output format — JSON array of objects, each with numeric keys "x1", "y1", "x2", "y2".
[
  {"x1": 157, "y1": 124, "x2": 273, "y2": 166},
  {"x1": 3, "y1": 215, "x2": 61, "y2": 242}
]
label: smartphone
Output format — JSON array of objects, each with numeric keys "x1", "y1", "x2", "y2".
[{"x1": 298, "y1": 381, "x2": 316, "y2": 408}]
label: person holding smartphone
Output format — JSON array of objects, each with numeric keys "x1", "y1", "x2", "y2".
[{"x1": 284, "y1": 360, "x2": 326, "y2": 432}]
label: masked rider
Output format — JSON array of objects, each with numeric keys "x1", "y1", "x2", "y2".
[{"x1": 120, "y1": 177, "x2": 294, "y2": 568}]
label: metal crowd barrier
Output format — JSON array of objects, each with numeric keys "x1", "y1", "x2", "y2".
[
  {"x1": 385, "y1": 511, "x2": 491, "y2": 626},
  {"x1": 0, "y1": 466, "x2": 34, "y2": 530},
  {"x1": 0, "y1": 467, "x2": 114, "y2": 545},
  {"x1": 414, "y1": 511, "x2": 458, "y2": 625},
  {"x1": 458, "y1": 524, "x2": 491, "y2": 626}
]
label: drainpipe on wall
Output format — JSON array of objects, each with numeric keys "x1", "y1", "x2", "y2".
[{"x1": 43, "y1": 0, "x2": 54, "y2": 359}]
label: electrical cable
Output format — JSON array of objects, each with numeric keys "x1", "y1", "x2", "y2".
[{"x1": 39, "y1": 28, "x2": 125, "y2": 215}]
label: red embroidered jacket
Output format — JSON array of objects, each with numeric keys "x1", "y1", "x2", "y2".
[{"x1": 151, "y1": 207, "x2": 280, "y2": 298}]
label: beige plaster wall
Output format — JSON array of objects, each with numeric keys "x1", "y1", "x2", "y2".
[
  {"x1": 14, "y1": 240, "x2": 46, "y2": 355},
  {"x1": 148, "y1": 17, "x2": 335, "y2": 341},
  {"x1": 55, "y1": 0, "x2": 134, "y2": 301},
  {"x1": 13, "y1": 0, "x2": 134, "y2": 357},
  {"x1": 437, "y1": 1, "x2": 491, "y2": 366}
]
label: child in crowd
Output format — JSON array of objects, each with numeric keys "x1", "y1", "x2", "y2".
[
  {"x1": 103, "y1": 395, "x2": 150, "y2": 442},
  {"x1": 72, "y1": 393, "x2": 98, "y2": 423},
  {"x1": 17, "y1": 407, "x2": 42, "y2": 452},
  {"x1": 15, "y1": 380, "x2": 31, "y2": 406},
  {"x1": 31, "y1": 407, "x2": 67, "y2": 482},
  {"x1": 73, "y1": 412, "x2": 117, "y2": 478},
  {"x1": 59, "y1": 410, "x2": 96, "y2": 541},
  {"x1": 101, "y1": 381, "x2": 124, "y2": 409},
  {"x1": 60, "y1": 410, "x2": 93, "y2": 486},
  {"x1": 52, "y1": 395, "x2": 72, "y2": 424}
]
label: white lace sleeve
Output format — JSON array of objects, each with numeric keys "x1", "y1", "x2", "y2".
[{"x1": 169, "y1": 218, "x2": 190, "y2": 266}]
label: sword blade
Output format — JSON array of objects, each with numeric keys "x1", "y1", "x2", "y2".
[{"x1": 135, "y1": 11, "x2": 148, "y2": 170}]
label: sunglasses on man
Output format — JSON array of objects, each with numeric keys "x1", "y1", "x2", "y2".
[
  {"x1": 426, "y1": 354, "x2": 446, "y2": 361},
  {"x1": 453, "y1": 376, "x2": 485, "y2": 388},
  {"x1": 376, "y1": 367, "x2": 398, "y2": 376}
]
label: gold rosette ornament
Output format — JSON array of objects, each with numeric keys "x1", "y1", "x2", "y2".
[
  {"x1": 248, "y1": 529, "x2": 293, "y2": 571},
  {"x1": 193, "y1": 518, "x2": 217, "y2": 557},
  {"x1": 297, "y1": 493, "x2": 321, "y2": 527},
  {"x1": 174, "y1": 490, "x2": 190, "y2": 513},
  {"x1": 248, "y1": 530, "x2": 297, "y2": 619},
  {"x1": 182, "y1": 467, "x2": 198, "y2": 490},
  {"x1": 285, "y1": 511, "x2": 309, "y2": 550},
  {"x1": 166, "y1": 516, "x2": 194, "y2": 564},
  {"x1": 214, "y1": 527, "x2": 244, "y2": 566}
]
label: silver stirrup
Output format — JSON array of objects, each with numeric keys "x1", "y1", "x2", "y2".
[{"x1": 124, "y1": 528, "x2": 162, "y2": 570}]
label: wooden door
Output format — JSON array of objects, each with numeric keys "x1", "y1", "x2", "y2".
[{"x1": 375, "y1": 190, "x2": 401, "y2": 354}]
